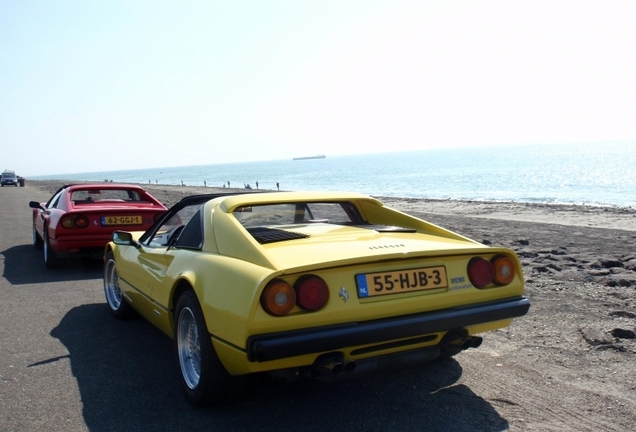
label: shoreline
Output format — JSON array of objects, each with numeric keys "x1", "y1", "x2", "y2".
[{"x1": 25, "y1": 179, "x2": 636, "y2": 231}]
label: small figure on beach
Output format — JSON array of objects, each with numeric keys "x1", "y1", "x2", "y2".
[
  {"x1": 276, "y1": 182, "x2": 280, "y2": 191},
  {"x1": 181, "y1": 180, "x2": 184, "y2": 186},
  {"x1": 227, "y1": 181, "x2": 231, "y2": 188},
  {"x1": 244, "y1": 183, "x2": 252, "y2": 189},
  {"x1": 204, "y1": 180, "x2": 206, "y2": 187},
  {"x1": 256, "y1": 181, "x2": 259, "y2": 189}
]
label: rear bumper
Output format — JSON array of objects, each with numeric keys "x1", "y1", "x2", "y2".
[
  {"x1": 247, "y1": 296, "x2": 530, "y2": 362},
  {"x1": 52, "y1": 235, "x2": 112, "y2": 253}
]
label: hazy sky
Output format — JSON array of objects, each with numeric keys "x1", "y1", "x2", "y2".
[{"x1": 2, "y1": 1, "x2": 635, "y2": 176}]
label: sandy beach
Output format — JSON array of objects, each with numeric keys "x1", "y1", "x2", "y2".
[{"x1": 23, "y1": 179, "x2": 636, "y2": 430}]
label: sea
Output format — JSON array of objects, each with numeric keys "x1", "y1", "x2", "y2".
[{"x1": 30, "y1": 141, "x2": 636, "y2": 208}]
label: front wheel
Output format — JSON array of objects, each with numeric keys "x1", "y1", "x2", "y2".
[
  {"x1": 174, "y1": 290, "x2": 246, "y2": 406},
  {"x1": 103, "y1": 253, "x2": 134, "y2": 319},
  {"x1": 43, "y1": 230, "x2": 62, "y2": 268}
]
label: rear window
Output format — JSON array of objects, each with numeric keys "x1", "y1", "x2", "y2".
[
  {"x1": 233, "y1": 202, "x2": 363, "y2": 227},
  {"x1": 71, "y1": 189, "x2": 143, "y2": 202}
]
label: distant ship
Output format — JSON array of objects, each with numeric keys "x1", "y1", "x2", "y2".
[{"x1": 293, "y1": 154, "x2": 326, "y2": 160}]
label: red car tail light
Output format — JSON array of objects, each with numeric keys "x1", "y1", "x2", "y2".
[
  {"x1": 294, "y1": 275, "x2": 329, "y2": 311},
  {"x1": 467, "y1": 257, "x2": 494, "y2": 288},
  {"x1": 492, "y1": 255, "x2": 516, "y2": 285},
  {"x1": 261, "y1": 279, "x2": 296, "y2": 316},
  {"x1": 61, "y1": 216, "x2": 76, "y2": 229},
  {"x1": 61, "y1": 214, "x2": 89, "y2": 229},
  {"x1": 75, "y1": 215, "x2": 89, "y2": 228}
]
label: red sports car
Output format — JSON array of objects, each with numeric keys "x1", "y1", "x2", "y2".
[{"x1": 30, "y1": 183, "x2": 167, "y2": 268}]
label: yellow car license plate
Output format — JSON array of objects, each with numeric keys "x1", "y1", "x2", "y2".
[
  {"x1": 101, "y1": 215, "x2": 143, "y2": 226},
  {"x1": 356, "y1": 266, "x2": 448, "y2": 298}
]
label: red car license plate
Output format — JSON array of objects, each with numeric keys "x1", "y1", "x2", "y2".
[
  {"x1": 101, "y1": 215, "x2": 143, "y2": 226},
  {"x1": 356, "y1": 266, "x2": 448, "y2": 298}
]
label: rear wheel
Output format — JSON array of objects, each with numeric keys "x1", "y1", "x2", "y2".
[
  {"x1": 33, "y1": 222, "x2": 43, "y2": 249},
  {"x1": 43, "y1": 230, "x2": 62, "y2": 269},
  {"x1": 103, "y1": 253, "x2": 134, "y2": 319},
  {"x1": 174, "y1": 290, "x2": 246, "y2": 406}
]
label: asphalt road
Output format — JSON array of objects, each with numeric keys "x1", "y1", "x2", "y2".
[{"x1": 1, "y1": 186, "x2": 511, "y2": 432}]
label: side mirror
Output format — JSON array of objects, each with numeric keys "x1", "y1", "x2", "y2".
[
  {"x1": 112, "y1": 231, "x2": 138, "y2": 247},
  {"x1": 29, "y1": 201, "x2": 44, "y2": 210}
]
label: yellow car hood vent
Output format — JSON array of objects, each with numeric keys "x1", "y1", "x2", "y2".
[{"x1": 246, "y1": 227, "x2": 309, "y2": 244}]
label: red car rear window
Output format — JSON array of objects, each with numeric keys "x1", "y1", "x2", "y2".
[{"x1": 71, "y1": 189, "x2": 143, "y2": 203}]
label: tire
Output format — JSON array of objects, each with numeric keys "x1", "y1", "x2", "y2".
[
  {"x1": 43, "y1": 230, "x2": 63, "y2": 269},
  {"x1": 33, "y1": 222, "x2": 43, "y2": 249},
  {"x1": 174, "y1": 290, "x2": 246, "y2": 406},
  {"x1": 103, "y1": 253, "x2": 134, "y2": 319}
]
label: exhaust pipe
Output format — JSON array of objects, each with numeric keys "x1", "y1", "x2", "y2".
[
  {"x1": 469, "y1": 336, "x2": 483, "y2": 348},
  {"x1": 456, "y1": 336, "x2": 483, "y2": 350},
  {"x1": 441, "y1": 329, "x2": 484, "y2": 354},
  {"x1": 311, "y1": 354, "x2": 357, "y2": 380},
  {"x1": 313, "y1": 354, "x2": 344, "y2": 378},
  {"x1": 461, "y1": 338, "x2": 473, "y2": 350},
  {"x1": 447, "y1": 336, "x2": 472, "y2": 351},
  {"x1": 455, "y1": 335, "x2": 483, "y2": 350},
  {"x1": 321, "y1": 359, "x2": 344, "y2": 376}
]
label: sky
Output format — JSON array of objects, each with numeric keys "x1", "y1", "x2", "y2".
[{"x1": 2, "y1": 0, "x2": 635, "y2": 177}]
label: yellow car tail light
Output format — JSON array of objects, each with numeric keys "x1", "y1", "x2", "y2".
[
  {"x1": 261, "y1": 280, "x2": 296, "y2": 316},
  {"x1": 294, "y1": 275, "x2": 329, "y2": 311},
  {"x1": 492, "y1": 255, "x2": 516, "y2": 285},
  {"x1": 467, "y1": 257, "x2": 494, "y2": 288}
]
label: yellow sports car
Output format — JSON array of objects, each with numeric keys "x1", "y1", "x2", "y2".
[{"x1": 103, "y1": 192, "x2": 530, "y2": 406}]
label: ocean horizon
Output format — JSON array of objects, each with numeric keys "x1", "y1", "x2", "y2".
[{"x1": 30, "y1": 141, "x2": 636, "y2": 208}]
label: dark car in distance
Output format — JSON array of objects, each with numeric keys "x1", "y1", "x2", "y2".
[{"x1": 1, "y1": 170, "x2": 18, "y2": 187}]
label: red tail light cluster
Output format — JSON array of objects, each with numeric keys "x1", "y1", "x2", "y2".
[
  {"x1": 61, "y1": 214, "x2": 90, "y2": 229},
  {"x1": 295, "y1": 276, "x2": 329, "y2": 310},
  {"x1": 467, "y1": 255, "x2": 517, "y2": 288},
  {"x1": 261, "y1": 275, "x2": 330, "y2": 316}
]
